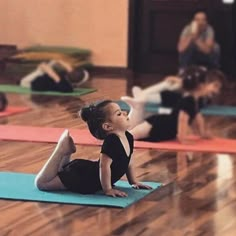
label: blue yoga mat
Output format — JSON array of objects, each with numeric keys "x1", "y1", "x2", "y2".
[
  {"x1": 201, "y1": 105, "x2": 236, "y2": 116},
  {"x1": 0, "y1": 172, "x2": 162, "y2": 208},
  {"x1": 117, "y1": 101, "x2": 236, "y2": 117}
]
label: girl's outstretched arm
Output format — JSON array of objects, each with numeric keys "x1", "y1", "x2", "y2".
[
  {"x1": 99, "y1": 153, "x2": 127, "y2": 197},
  {"x1": 193, "y1": 113, "x2": 211, "y2": 139},
  {"x1": 177, "y1": 111, "x2": 191, "y2": 143},
  {"x1": 126, "y1": 160, "x2": 152, "y2": 189}
]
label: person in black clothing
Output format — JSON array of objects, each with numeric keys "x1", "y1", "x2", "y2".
[
  {"x1": 121, "y1": 67, "x2": 224, "y2": 131},
  {"x1": 128, "y1": 66, "x2": 221, "y2": 143},
  {"x1": 20, "y1": 60, "x2": 89, "y2": 93},
  {"x1": 123, "y1": 66, "x2": 224, "y2": 110},
  {"x1": 0, "y1": 92, "x2": 8, "y2": 111},
  {"x1": 35, "y1": 100, "x2": 152, "y2": 197}
]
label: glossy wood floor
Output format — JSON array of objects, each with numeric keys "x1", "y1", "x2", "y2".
[{"x1": 0, "y1": 75, "x2": 236, "y2": 236}]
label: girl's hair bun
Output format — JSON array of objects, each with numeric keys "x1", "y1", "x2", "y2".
[
  {"x1": 181, "y1": 66, "x2": 207, "y2": 91},
  {"x1": 79, "y1": 104, "x2": 95, "y2": 122}
]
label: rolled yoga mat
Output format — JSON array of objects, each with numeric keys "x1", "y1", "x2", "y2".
[
  {"x1": 0, "y1": 172, "x2": 162, "y2": 208},
  {"x1": 0, "y1": 125, "x2": 236, "y2": 154},
  {"x1": 0, "y1": 84, "x2": 96, "y2": 97}
]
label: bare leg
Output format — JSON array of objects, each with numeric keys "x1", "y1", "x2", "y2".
[
  {"x1": 132, "y1": 86, "x2": 142, "y2": 98},
  {"x1": 35, "y1": 129, "x2": 76, "y2": 191},
  {"x1": 20, "y1": 68, "x2": 44, "y2": 88},
  {"x1": 131, "y1": 77, "x2": 182, "y2": 103},
  {"x1": 129, "y1": 121, "x2": 152, "y2": 140},
  {"x1": 121, "y1": 96, "x2": 146, "y2": 129},
  {"x1": 58, "y1": 154, "x2": 71, "y2": 172}
]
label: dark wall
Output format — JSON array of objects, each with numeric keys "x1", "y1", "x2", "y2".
[{"x1": 129, "y1": 0, "x2": 235, "y2": 75}]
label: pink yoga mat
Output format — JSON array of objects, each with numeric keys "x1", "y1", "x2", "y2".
[
  {"x1": 0, "y1": 106, "x2": 31, "y2": 117},
  {"x1": 0, "y1": 125, "x2": 235, "y2": 154}
]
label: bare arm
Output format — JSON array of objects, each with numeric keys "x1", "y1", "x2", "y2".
[
  {"x1": 99, "y1": 153, "x2": 127, "y2": 197},
  {"x1": 177, "y1": 35, "x2": 195, "y2": 53},
  {"x1": 194, "y1": 38, "x2": 214, "y2": 54},
  {"x1": 192, "y1": 113, "x2": 211, "y2": 138},
  {"x1": 177, "y1": 111, "x2": 191, "y2": 143},
  {"x1": 126, "y1": 159, "x2": 152, "y2": 189},
  {"x1": 126, "y1": 159, "x2": 137, "y2": 185}
]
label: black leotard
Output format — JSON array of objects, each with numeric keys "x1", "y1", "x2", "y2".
[
  {"x1": 143, "y1": 95, "x2": 200, "y2": 142},
  {"x1": 58, "y1": 131, "x2": 133, "y2": 194}
]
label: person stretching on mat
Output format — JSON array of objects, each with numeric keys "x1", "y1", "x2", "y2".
[
  {"x1": 126, "y1": 66, "x2": 222, "y2": 143},
  {"x1": 35, "y1": 100, "x2": 152, "y2": 197},
  {"x1": 20, "y1": 60, "x2": 89, "y2": 93},
  {"x1": 0, "y1": 92, "x2": 8, "y2": 111},
  {"x1": 125, "y1": 67, "x2": 225, "y2": 111}
]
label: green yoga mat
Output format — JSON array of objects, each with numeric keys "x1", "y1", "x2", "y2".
[
  {"x1": 0, "y1": 85, "x2": 96, "y2": 97},
  {"x1": 0, "y1": 172, "x2": 162, "y2": 208},
  {"x1": 23, "y1": 45, "x2": 91, "y2": 57},
  {"x1": 117, "y1": 101, "x2": 236, "y2": 117}
]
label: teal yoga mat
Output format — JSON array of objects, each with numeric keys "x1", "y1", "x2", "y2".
[
  {"x1": 201, "y1": 105, "x2": 236, "y2": 116},
  {"x1": 117, "y1": 101, "x2": 236, "y2": 117},
  {"x1": 0, "y1": 172, "x2": 162, "y2": 208},
  {"x1": 0, "y1": 84, "x2": 96, "y2": 96}
]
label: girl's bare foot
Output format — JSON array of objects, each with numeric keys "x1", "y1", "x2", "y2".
[
  {"x1": 57, "y1": 130, "x2": 76, "y2": 155},
  {"x1": 132, "y1": 86, "x2": 143, "y2": 98}
]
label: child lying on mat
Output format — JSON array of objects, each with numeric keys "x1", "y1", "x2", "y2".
[
  {"x1": 0, "y1": 92, "x2": 8, "y2": 111},
  {"x1": 20, "y1": 60, "x2": 89, "y2": 93},
  {"x1": 124, "y1": 67, "x2": 225, "y2": 111},
  {"x1": 35, "y1": 100, "x2": 152, "y2": 197},
  {"x1": 125, "y1": 66, "x2": 222, "y2": 144}
]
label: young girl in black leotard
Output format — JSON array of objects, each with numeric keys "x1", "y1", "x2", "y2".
[
  {"x1": 128, "y1": 66, "x2": 219, "y2": 143},
  {"x1": 35, "y1": 100, "x2": 152, "y2": 197}
]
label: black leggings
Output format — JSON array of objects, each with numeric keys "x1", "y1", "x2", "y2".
[{"x1": 31, "y1": 74, "x2": 73, "y2": 93}]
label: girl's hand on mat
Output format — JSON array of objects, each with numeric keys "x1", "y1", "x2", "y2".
[
  {"x1": 131, "y1": 183, "x2": 153, "y2": 190},
  {"x1": 105, "y1": 189, "x2": 128, "y2": 198}
]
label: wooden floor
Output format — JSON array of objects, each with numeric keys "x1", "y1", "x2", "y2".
[{"x1": 1, "y1": 75, "x2": 236, "y2": 236}]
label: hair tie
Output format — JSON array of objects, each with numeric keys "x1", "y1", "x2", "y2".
[{"x1": 89, "y1": 105, "x2": 96, "y2": 113}]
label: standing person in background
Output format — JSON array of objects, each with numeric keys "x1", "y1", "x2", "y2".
[{"x1": 177, "y1": 11, "x2": 220, "y2": 70}]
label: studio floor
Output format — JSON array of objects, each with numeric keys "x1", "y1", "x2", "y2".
[{"x1": 0, "y1": 75, "x2": 236, "y2": 236}]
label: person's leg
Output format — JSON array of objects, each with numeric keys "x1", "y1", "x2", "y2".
[
  {"x1": 35, "y1": 129, "x2": 76, "y2": 191},
  {"x1": 209, "y1": 43, "x2": 221, "y2": 68},
  {"x1": 132, "y1": 86, "x2": 143, "y2": 98},
  {"x1": 129, "y1": 121, "x2": 152, "y2": 140},
  {"x1": 20, "y1": 68, "x2": 44, "y2": 88},
  {"x1": 179, "y1": 44, "x2": 195, "y2": 69},
  {"x1": 121, "y1": 96, "x2": 147, "y2": 129},
  {"x1": 131, "y1": 79, "x2": 180, "y2": 104},
  {"x1": 194, "y1": 44, "x2": 220, "y2": 69},
  {"x1": 39, "y1": 63, "x2": 61, "y2": 83}
]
